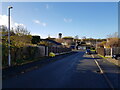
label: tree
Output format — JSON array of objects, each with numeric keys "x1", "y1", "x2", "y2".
[
  {"x1": 10, "y1": 25, "x2": 32, "y2": 47},
  {"x1": 39, "y1": 41, "x2": 49, "y2": 46},
  {"x1": 107, "y1": 32, "x2": 118, "y2": 38},
  {"x1": 10, "y1": 35, "x2": 32, "y2": 48},
  {"x1": 62, "y1": 36, "x2": 73, "y2": 39},
  {"x1": 0, "y1": 25, "x2": 8, "y2": 37},
  {"x1": 106, "y1": 38, "x2": 119, "y2": 48},
  {"x1": 97, "y1": 41, "x2": 107, "y2": 47},
  {"x1": 0, "y1": 25, "x2": 8, "y2": 32},
  {"x1": 14, "y1": 25, "x2": 30, "y2": 36},
  {"x1": 75, "y1": 35, "x2": 79, "y2": 39},
  {"x1": 2, "y1": 25, "x2": 32, "y2": 65},
  {"x1": 82, "y1": 36, "x2": 86, "y2": 39},
  {"x1": 106, "y1": 32, "x2": 120, "y2": 48},
  {"x1": 31, "y1": 36, "x2": 40, "y2": 44},
  {"x1": 10, "y1": 26, "x2": 32, "y2": 64}
]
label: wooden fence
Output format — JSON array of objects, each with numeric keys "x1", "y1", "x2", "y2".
[
  {"x1": 2, "y1": 45, "x2": 72, "y2": 67},
  {"x1": 97, "y1": 47, "x2": 120, "y2": 57},
  {"x1": 48, "y1": 46, "x2": 72, "y2": 54},
  {"x1": 97, "y1": 47, "x2": 105, "y2": 56},
  {"x1": 105, "y1": 48, "x2": 111, "y2": 57},
  {"x1": 112, "y1": 47, "x2": 120, "y2": 55}
]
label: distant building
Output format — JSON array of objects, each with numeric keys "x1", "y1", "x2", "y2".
[
  {"x1": 47, "y1": 37, "x2": 56, "y2": 41},
  {"x1": 62, "y1": 37, "x2": 74, "y2": 48},
  {"x1": 76, "y1": 41, "x2": 94, "y2": 50}
]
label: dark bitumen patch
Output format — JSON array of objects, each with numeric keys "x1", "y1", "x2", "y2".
[{"x1": 2, "y1": 51, "x2": 77, "y2": 80}]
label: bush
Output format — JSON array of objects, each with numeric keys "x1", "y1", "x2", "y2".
[
  {"x1": 32, "y1": 36, "x2": 40, "y2": 44},
  {"x1": 49, "y1": 52, "x2": 55, "y2": 57}
]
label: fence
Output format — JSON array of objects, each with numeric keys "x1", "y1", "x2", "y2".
[
  {"x1": 97, "y1": 47, "x2": 120, "y2": 57},
  {"x1": 2, "y1": 45, "x2": 72, "y2": 67},
  {"x1": 48, "y1": 46, "x2": 72, "y2": 55},
  {"x1": 112, "y1": 47, "x2": 120, "y2": 55},
  {"x1": 105, "y1": 48, "x2": 111, "y2": 57},
  {"x1": 2, "y1": 45, "x2": 44, "y2": 66},
  {"x1": 97, "y1": 47, "x2": 105, "y2": 56}
]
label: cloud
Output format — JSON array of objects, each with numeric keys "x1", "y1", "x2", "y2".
[
  {"x1": 0, "y1": 15, "x2": 8, "y2": 26},
  {"x1": 64, "y1": 18, "x2": 72, "y2": 23},
  {"x1": 0, "y1": 14, "x2": 26, "y2": 28},
  {"x1": 33, "y1": 20, "x2": 47, "y2": 27},
  {"x1": 34, "y1": 20, "x2": 40, "y2": 24},
  {"x1": 42, "y1": 23, "x2": 47, "y2": 27}
]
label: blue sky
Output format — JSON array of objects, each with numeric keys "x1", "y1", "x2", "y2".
[{"x1": 1, "y1": 2, "x2": 118, "y2": 39}]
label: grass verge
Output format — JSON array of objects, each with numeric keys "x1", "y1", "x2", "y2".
[
  {"x1": 98, "y1": 54, "x2": 110, "y2": 59},
  {"x1": 98, "y1": 54, "x2": 120, "y2": 67}
]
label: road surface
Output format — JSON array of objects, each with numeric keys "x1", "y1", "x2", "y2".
[{"x1": 3, "y1": 51, "x2": 109, "y2": 88}]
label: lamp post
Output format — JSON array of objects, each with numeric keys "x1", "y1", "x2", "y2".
[
  {"x1": 96, "y1": 39, "x2": 97, "y2": 53},
  {"x1": 8, "y1": 6, "x2": 13, "y2": 67}
]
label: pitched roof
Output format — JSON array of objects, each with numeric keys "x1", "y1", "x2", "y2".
[{"x1": 40, "y1": 39, "x2": 62, "y2": 45}]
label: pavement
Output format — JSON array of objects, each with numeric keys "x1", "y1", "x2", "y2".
[
  {"x1": 106, "y1": 57, "x2": 120, "y2": 67},
  {"x1": 92, "y1": 54, "x2": 120, "y2": 88},
  {"x1": 3, "y1": 51, "x2": 111, "y2": 88}
]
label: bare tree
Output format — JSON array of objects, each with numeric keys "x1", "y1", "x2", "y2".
[
  {"x1": 106, "y1": 32, "x2": 119, "y2": 47},
  {"x1": 75, "y1": 35, "x2": 79, "y2": 39},
  {"x1": 106, "y1": 38, "x2": 119, "y2": 47},
  {"x1": 82, "y1": 36, "x2": 86, "y2": 39},
  {"x1": 107, "y1": 32, "x2": 118, "y2": 38},
  {"x1": 14, "y1": 25, "x2": 30, "y2": 36}
]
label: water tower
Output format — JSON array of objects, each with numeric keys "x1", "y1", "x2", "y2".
[{"x1": 58, "y1": 33, "x2": 62, "y2": 39}]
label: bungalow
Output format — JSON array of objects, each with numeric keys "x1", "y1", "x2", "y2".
[
  {"x1": 39, "y1": 39, "x2": 62, "y2": 47},
  {"x1": 76, "y1": 41, "x2": 93, "y2": 50},
  {"x1": 62, "y1": 37, "x2": 74, "y2": 48}
]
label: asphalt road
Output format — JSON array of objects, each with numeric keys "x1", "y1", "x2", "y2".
[{"x1": 3, "y1": 51, "x2": 109, "y2": 88}]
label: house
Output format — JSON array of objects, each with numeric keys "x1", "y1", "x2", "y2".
[
  {"x1": 81, "y1": 38, "x2": 106, "y2": 48},
  {"x1": 39, "y1": 39, "x2": 62, "y2": 47},
  {"x1": 46, "y1": 37, "x2": 56, "y2": 41},
  {"x1": 76, "y1": 41, "x2": 92, "y2": 50},
  {"x1": 62, "y1": 37, "x2": 74, "y2": 48}
]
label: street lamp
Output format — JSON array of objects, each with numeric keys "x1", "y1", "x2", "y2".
[
  {"x1": 8, "y1": 6, "x2": 13, "y2": 67},
  {"x1": 96, "y1": 39, "x2": 97, "y2": 52}
]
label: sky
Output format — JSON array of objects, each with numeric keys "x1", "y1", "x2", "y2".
[{"x1": 1, "y1": 2, "x2": 118, "y2": 39}]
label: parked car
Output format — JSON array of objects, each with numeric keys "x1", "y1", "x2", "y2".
[
  {"x1": 112, "y1": 54, "x2": 120, "y2": 60},
  {"x1": 86, "y1": 49, "x2": 91, "y2": 55}
]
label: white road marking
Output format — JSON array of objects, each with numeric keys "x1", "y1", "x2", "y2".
[{"x1": 91, "y1": 55, "x2": 114, "y2": 89}]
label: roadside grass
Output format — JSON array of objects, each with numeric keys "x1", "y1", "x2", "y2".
[
  {"x1": 98, "y1": 54, "x2": 111, "y2": 59},
  {"x1": 98, "y1": 54, "x2": 120, "y2": 67},
  {"x1": 90, "y1": 50, "x2": 96, "y2": 52},
  {"x1": 2, "y1": 56, "x2": 49, "y2": 69},
  {"x1": 18, "y1": 56, "x2": 49, "y2": 65}
]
